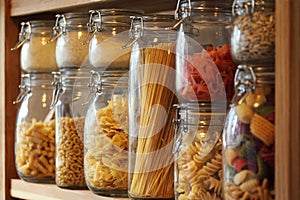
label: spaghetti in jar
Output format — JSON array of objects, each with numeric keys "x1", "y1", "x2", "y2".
[{"x1": 127, "y1": 15, "x2": 178, "y2": 200}]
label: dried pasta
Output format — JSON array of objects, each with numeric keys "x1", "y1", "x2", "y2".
[
  {"x1": 129, "y1": 43, "x2": 177, "y2": 199},
  {"x1": 84, "y1": 95, "x2": 128, "y2": 193},
  {"x1": 15, "y1": 118, "x2": 55, "y2": 181},
  {"x1": 56, "y1": 117, "x2": 86, "y2": 187},
  {"x1": 175, "y1": 132, "x2": 223, "y2": 200}
]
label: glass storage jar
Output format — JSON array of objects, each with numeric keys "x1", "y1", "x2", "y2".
[
  {"x1": 127, "y1": 15, "x2": 178, "y2": 200},
  {"x1": 48, "y1": 12, "x2": 90, "y2": 69},
  {"x1": 84, "y1": 70, "x2": 128, "y2": 197},
  {"x1": 223, "y1": 65, "x2": 275, "y2": 200},
  {"x1": 11, "y1": 20, "x2": 58, "y2": 73},
  {"x1": 51, "y1": 67, "x2": 91, "y2": 189},
  {"x1": 175, "y1": 0, "x2": 237, "y2": 102},
  {"x1": 87, "y1": 9, "x2": 143, "y2": 70},
  {"x1": 14, "y1": 73, "x2": 55, "y2": 183},
  {"x1": 231, "y1": 0, "x2": 275, "y2": 64},
  {"x1": 173, "y1": 102, "x2": 226, "y2": 200}
]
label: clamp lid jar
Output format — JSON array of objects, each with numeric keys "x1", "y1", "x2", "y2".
[
  {"x1": 11, "y1": 20, "x2": 58, "y2": 73},
  {"x1": 173, "y1": 102, "x2": 226, "y2": 200},
  {"x1": 51, "y1": 67, "x2": 92, "y2": 189},
  {"x1": 49, "y1": 12, "x2": 90, "y2": 69},
  {"x1": 14, "y1": 72, "x2": 56, "y2": 183},
  {"x1": 87, "y1": 9, "x2": 143, "y2": 70},
  {"x1": 231, "y1": 0, "x2": 275, "y2": 64},
  {"x1": 84, "y1": 70, "x2": 129, "y2": 197},
  {"x1": 223, "y1": 65, "x2": 275, "y2": 200},
  {"x1": 175, "y1": 0, "x2": 237, "y2": 102}
]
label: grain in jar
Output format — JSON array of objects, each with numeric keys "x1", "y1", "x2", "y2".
[
  {"x1": 11, "y1": 20, "x2": 58, "y2": 72},
  {"x1": 231, "y1": 0, "x2": 275, "y2": 64},
  {"x1": 49, "y1": 12, "x2": 90, "y2": 68},
  {"x1": 87, "y1": 9, "x2": 143, "y2": 70}
]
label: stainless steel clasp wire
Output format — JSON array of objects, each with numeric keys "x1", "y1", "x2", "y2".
[
  {"x1": 13, "y1": 74, "x2": 31, "y2": 104},
  {"x1": 11, "y1": 22, "x2": 32, "y2": 51},
  {"x1": 50, "y1": 72, "x2": 62, "y2": 109},
  {"x1": 82, "y1": 70, "x2": 102, "y2": 105},
  {"x1": 46, "y1": 14, "x2": 67, "y2": 44},
  {"x1": 82, "y1": 10, "x2": 103, "y2": 45},
  {"x1": 173, "y1": 0, "x2": 191, "y2": 29},
  {"x1": 232, "y1": 0, "x2": 255, "y2": 16},
  {"x1": 122, "y1": 16, "x2": 144, "y2": 49}
]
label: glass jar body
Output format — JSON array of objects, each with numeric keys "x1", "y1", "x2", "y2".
[
  {"x1": 84, "y1": 73, "x2": 128, "y2": 196},
  {"x1": 176, "y1": 3, "x2": 237, "y2": 102},
  {"x1": 174, "y1": 103, "x2": 226, "y2": 200},
  {"x1": 128, "y1": 21, "x2": 178, "y2": 199},
  {"x1": 20, "y1": 21, "x2": 58, "y2": 72},
  {"x1": 54, "y1": 68, "x2": 91, "y2": 189},
  {"x1": 223, "y1": 84, "x2": 275, "y2": 199},
  {"x1": 15, "y1": 73, "x2": 55, "y2": 183},
  {"x1": 230, "y1": 0, "x2": 275, "y2": 64}
]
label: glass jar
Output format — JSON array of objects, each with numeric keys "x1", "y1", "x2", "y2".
[
  {"x1": 84, "y1": 70, "x2": 128, "y2": 196},
  {"x1": 231, "y1": 0, "x2": 275, "y2": 64},
  {"x1": 175, "y1": 0, "x2": 237, "y2": 102},
  {"x1": 14, "y1": 73, "x2": 55, "y2": 183},
  {"x1": 127, "y1": 15, "x2": 178, "y2": 200},
  {"x1": 87, "y1": 9, "x2": 143, "y2": 70},
  {"x1": 51, "y1": 67, "x2": 91, "y2": 189},
  {"x1": 223, "y1": 65, "x2": 275, "y2": 200},
  {"x1": 11, "y1": 20, "x2": 58, "y2": 73},
  {"x1": 173, "y1": 102, "x2": 226, "y2": 200},
  {"x1": 49, "y1": 12, "x2": 90, "y2": 69}
]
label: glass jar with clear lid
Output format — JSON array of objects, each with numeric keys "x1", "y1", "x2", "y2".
[
  {"x1": 84, "y1": 70, "x2": 128, "y2": 196},
  {"x1": 14, "y1": 73, "x2": 55, "y2": 183},
  {"x1": 86, "y1": 9, "x2": 143, "y2": 70},
  {"x1": 51, "y1": 67, "x2": 92, "y2": 189},
  {"x1": 11, "y1": 20, "x2": 58, "y2": 73},
  {"x1": 48, "y1": 12, "x2": 90, "y2": 69},
  {"x1": 231, "y1": 0, "x2": 275, "y2": 64},
  {"x1": 173, "y1": 102, "x2": 227, "y2": 200},
  {"x1": 127, "y1": 15, "x2": 178, "y2": 200},
  {"x1": 223, "y1": 65, "x2": 275, "y2": 200},
  {"x1": 175, "y1": 0, "x2": 237, "y2": 102}
]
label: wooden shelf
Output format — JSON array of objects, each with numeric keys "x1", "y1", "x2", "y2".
[
  {"x1": 11, "y1": 179, "x2": 128, "y2": 200},
  {"x1": 10, "y1": 0, "x2": 177, "y2": 16}
]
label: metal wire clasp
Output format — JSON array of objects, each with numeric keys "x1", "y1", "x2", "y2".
[
  {"x1": 122, "y1": 16, "x2": 144, "y2": 49},
  {"x1": 13, "y1": 74, "x2": 31, "y2": 104},
  {"x1": 50, "y1": 72, "x2": 62, "y2": 109},
  {"x1": 46, "y1": 14, "x2": 66, "y2": 44},
  {"x1": 82, "y1": 10, "x2": 103, "y2": 45},
  {"x1": 232, "y1": 0, "x2": 255, "y2": 16},
  {"x1": 11, "y1": 22, "x2": 32, "y2": 51}
]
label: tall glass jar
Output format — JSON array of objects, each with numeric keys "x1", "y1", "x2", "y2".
[
  {"x1": 128, "y1": 15, "x2": 178, "y2": 200},
  {"x1": 14, "y1": 73, "x2": 55, "y2": 183},
  {"x1": 223, "y1": 65, "x2": 275, "y2": 200},
  {"x1": 173, "y1": 103, "x2": 226, "y2": 200},
  {"x1": 175, "y1": 0, "x2": 237, "y2": 102},
  {"x1": 48, "y1": 12, "x2": 90, "y2": 69},
  {"x1": 11, "y1": 20, "x2": 58, "y2": 73},
  {"x1": 231, "y1": 0, "x2": 275, "y2": 64},
  {"x1": 84, "y1": 70, "x2": 128, "y2": 196},
  {"x1": 87, "y1": 9, "x2": 143, "y2": 70},
  {"x1": 51, "y1": 67, "x2": 91, "y2": 189}
]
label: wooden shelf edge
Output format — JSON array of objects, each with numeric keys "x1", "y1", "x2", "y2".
[
  {"x1": 10, "y1": 0, "x2": 177, "y2": 17},
  {"x1": 11, "y1": 179, "x2": 129, "y2": 200}
]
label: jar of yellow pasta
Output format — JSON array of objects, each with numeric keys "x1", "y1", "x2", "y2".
[
  {"x1": 173, "y1": 102, "x2": 226, "y2": 200},
  {"x1": 51, "y1": 67, "x2": 92, "y2": 189},
  {"x1": 11, "y1": 20, "x2": 58, "y2": 72},
  {"x1": 48, "y1": 12, "x2": 90, "y2": 69},
  {"x1": 84, "y1": 70, "x2": 128, "y2": 196},
  {"x1": 87, "y1": 9, "x2": 143, "y2": 70},
  {"x1": 14, "y1": 73, "x2": 56, "y2": 183},
  {"x1": 223, "y1": 65, "x2": 275, "y2": 200},
  {"x1": 127, "y1": 15, "x2": 178, "y2": 200}
]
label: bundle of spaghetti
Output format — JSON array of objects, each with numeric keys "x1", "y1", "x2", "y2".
[{"x1": 130, "y1": 43, "x2": 177, "y2": 199}]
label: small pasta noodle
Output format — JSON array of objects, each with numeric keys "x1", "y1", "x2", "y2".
[{"x1": 56, "y1": 117, "x2": 86, "y2": 188}]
